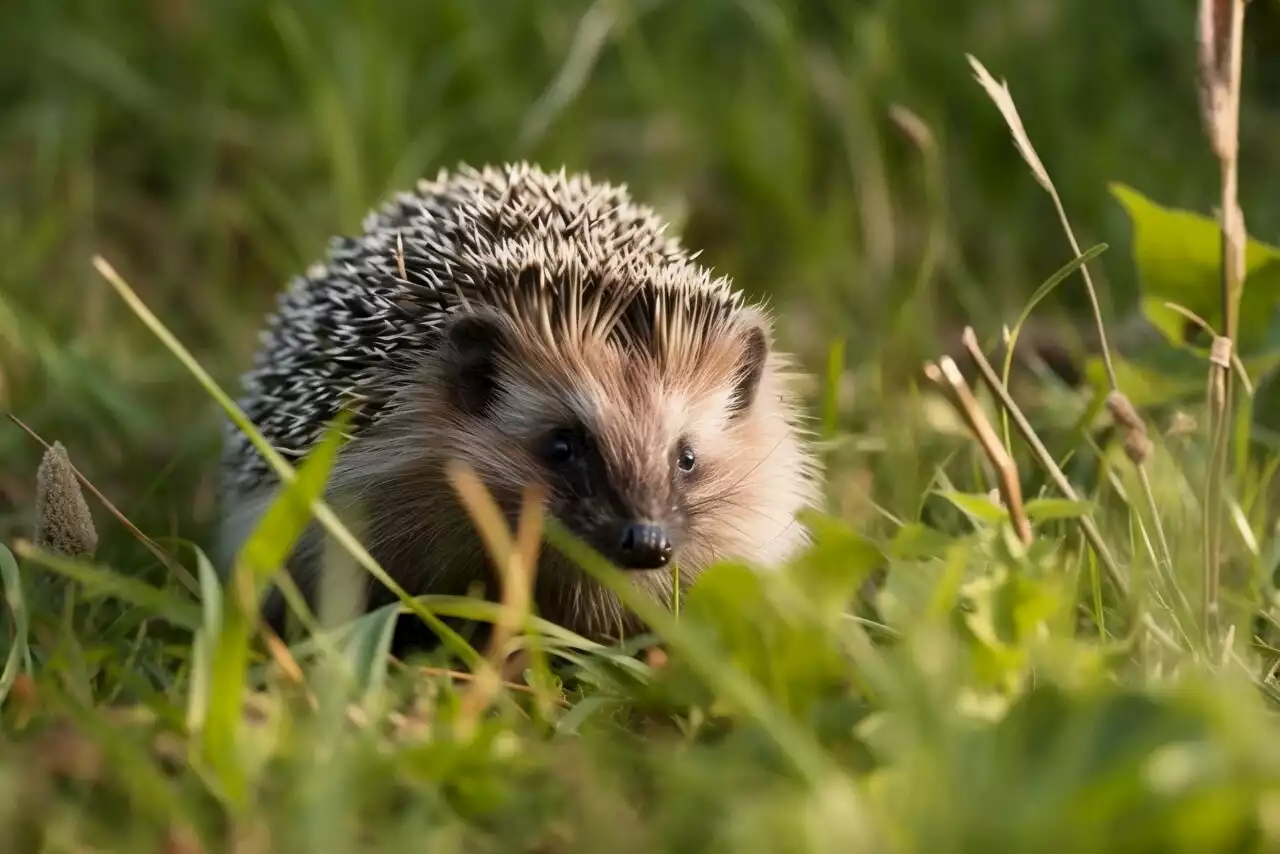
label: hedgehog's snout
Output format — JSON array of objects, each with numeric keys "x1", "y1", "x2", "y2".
[{"x1": 615, "y1": 521, "x2": 673, "y2": 570}]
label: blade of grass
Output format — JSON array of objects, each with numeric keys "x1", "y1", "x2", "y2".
[
  {"x1": 967, "y1": 54, "x2": 1176, "y2": 619},
  {"x1": 542, "y1": 518, "x2": 833, "y2": 786},
  {"x1": 12, "y1": 540, "x2": 202, "y2": 631},
  {"x1": 197, "y1": 417, "x2": 347, "y2": 808},
  {"x1": 91, "y1": 255, "x2": 482, "y2": 672},
  {"x1": 998, "y1": 242, "x2": 1109, "y2": 449},
  {"x1": 0, "y1": 543, "x2": 32, "y2": 703},
  {"x1": 1196, "y1": 0, "x2": 1249, "y2": 649}
]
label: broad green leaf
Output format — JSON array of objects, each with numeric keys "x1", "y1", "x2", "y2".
[
  {"x1": 793, "y1": 513, "x2": 884, "y2": 610},
  {"x1": 679, "y1": 560, "x2": 849, "y2": 720},
  {"x1": 1109, "y1": 182, "x2": 1280, "y2": 353},
  {"x1": 544, "y1": 519, "x2": 832, "y2": 784},
  {"x1": 878, "y1": 558, "x2": 949, "y2": 628}
]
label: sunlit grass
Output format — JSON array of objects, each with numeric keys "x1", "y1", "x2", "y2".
[{"x1": 6, "y1": 0, "x2": 1280, "y2": 850}]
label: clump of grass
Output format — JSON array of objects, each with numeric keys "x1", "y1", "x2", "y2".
[{"x1": 6, "y1": 1, "x2": 1280, "y2": 851}]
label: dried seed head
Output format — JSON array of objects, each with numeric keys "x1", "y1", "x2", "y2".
[
  {"x1": 33, "y1": 442, "x2": 98, "y2": 558},
  {"x1": 1105, "y1": 391, "x2": 1153, "y2": 465}
]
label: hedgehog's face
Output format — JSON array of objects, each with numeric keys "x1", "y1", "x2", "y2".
[{"x1": 433, "y1": 298, "x2": 815, "y2": 583}]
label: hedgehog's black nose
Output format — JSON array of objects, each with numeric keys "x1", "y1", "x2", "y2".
[{"x1": 616, "y1": 522, "x2": 673, "y2": 570}]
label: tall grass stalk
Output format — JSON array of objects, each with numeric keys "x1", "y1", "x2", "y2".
[
  {"x1": 966, "y1": 55, "x2": 1177, "y2": 623},
  {"x1": 90, "y1": 256, "x2": 483, "y2": 670},
  {"x1": 1196, "y1": 0, "x2": 1249, "y2": 650}
]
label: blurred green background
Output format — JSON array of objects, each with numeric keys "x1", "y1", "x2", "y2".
[{"x1": 3, "y1": 0, "x2": 1280, "y2": 561}]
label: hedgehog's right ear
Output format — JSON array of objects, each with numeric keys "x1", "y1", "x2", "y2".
[
  {"x1": 440, "y1": 312, "x2": 509, "y2": 415},
  {"x1": 727, "y1": 313, "x2": 771, "y2": 420}
]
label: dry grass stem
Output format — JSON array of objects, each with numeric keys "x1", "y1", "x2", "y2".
[
  {"x1": 967, "y1": 52, "x2": 1175, "y2": 593},
  {"x1": 418, "y1": 666, "x2": 570, "y2": 709},
  {"x1": 1161, "y1": 301, "x2": 1254, "y2": 394},
  {"x1": 966, "y1": 54, "x2": 1118, "y2": 389},
  {"x1": 924, "y1": 358, "x2": 1032, "y2": 544},
  {"x1": 888, "y1": 104, "x2": 937, "y2": 156},
  {"x1": 956, "y1": 329, "x2": 1123, "y2": 590},
  {"x1": 93, "y1": 254, "x2": 484, "y2": 670},
  {"x1": 958, "y1": 329, "x2": 1184, "y2": 652},
  {"x1": 445, "y1": 460, "x2": 544, "y2": 737},
  {"x1": 1196, "y1": 0, "x2": 1249, "y2": 646}
]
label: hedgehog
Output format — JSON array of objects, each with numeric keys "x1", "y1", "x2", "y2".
[{"x1": 217, "y1": 162, "x2": 823, "y2": 648}]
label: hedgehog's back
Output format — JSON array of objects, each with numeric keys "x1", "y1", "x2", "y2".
[{"x1": 219, "y1": 162, "x2": 721, "y2": 499}]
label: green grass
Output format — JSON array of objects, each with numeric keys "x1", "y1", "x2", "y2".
[{"x1": 7, "y1": 0, "x2": 1280, "y2": 850}]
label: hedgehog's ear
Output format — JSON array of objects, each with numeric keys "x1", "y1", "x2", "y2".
[
  {"x1": 727, "y1": 315, "x2": 770, "y2": 420},
  {"x1": 440, "y1": 312, "x2": 509, "y2": 415}
]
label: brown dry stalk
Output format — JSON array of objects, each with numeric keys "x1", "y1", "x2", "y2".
[
  {"x1": 957, "y1": 329, "x2": 1123, "y2": 590},
  {"x1": 1197, "y1": 0, "x2": 1248, "y2": 646},
  {"x1": 445, "y1": 461, "x2": 545, "y2": 737},
  {"x1": 418, "y1": 666, "x2": 570, "y2": 708},
  {"x1": 261, "y1": 630, "x2": 309, "y2": 695},
  {"x1": 966, "y1": 55, "x2": 1119, "y2": 391},
  {"x1": 924, "y1": 357, "x2": 1032, "y2": 544},
  {"x1": 958, "y1": 329, "x2": 1183, "y2": 653},
  {"x1": 966, "y1": 52, "x2": 1176, "y2": 598}
]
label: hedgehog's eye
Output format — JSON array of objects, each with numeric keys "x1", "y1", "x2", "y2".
[
  {"x1": 545, "y1": 427, "x2": 584, "y2": 466},
  {"x1": 676, "y1": 445, "x2": 697, "y2": 474}
]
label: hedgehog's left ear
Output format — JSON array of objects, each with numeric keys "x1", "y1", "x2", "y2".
[
  {"x1": 440, "y1": 311, "x2": 509, "y2": 416},
  {"x1": 727, "y1": 314, "x2": 771, "y2": 420}
]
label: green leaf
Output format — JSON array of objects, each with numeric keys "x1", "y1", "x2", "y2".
[
  {"x1": 1024, "y1": 498, "x2": 1095, "y2": 521},
  {"x1": 1002, "y1": 243, "x2": 1109, "y2": 384},
  {"x1": 1109, "y1": 182, "x2": 1280, "y2": 354},
  {"x1": 792, "y1": 513, "x2": 884, "y2": 611},
  {"x1": 336, "y1": 602, "x2": 401, "y2": 707},
  {"x1": 1082, "y1": 353, "x2": 1206, "y2": 409},
  {"x1": 186, "y1": 548, "x2": 222, "y2": 736},
  {"x1": 554, "y1": 696, "x2": 621, "y2": 735},
  {"x1": 936, "y1": 490, "x2": 1009, "y2": 525},
  {"x1": 879, "y1": 558, "x2": 950, "y2": 628},
  {"x1": 237, "y1": 410, "x2": 352, "y2": 589},
  {"x1": 201, "y1": 413, "x2": 350, "y2": 809},
  {"x1": 17, "y1": 545, "x2": 201, "y2": 631},
  {"x1": 543, "y1": 519, "x2": 833, "y2": 785},
  {"x1": 888, "y1": 523, "x2": 958, "y2": 560},
  {"x1": 678, "y1": 560, "x2": 850, "y2": 720}
]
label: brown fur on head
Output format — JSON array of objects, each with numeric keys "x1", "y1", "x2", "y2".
[{"x1": 301, "y1": 278, "x2": 821, "y2": 643}]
